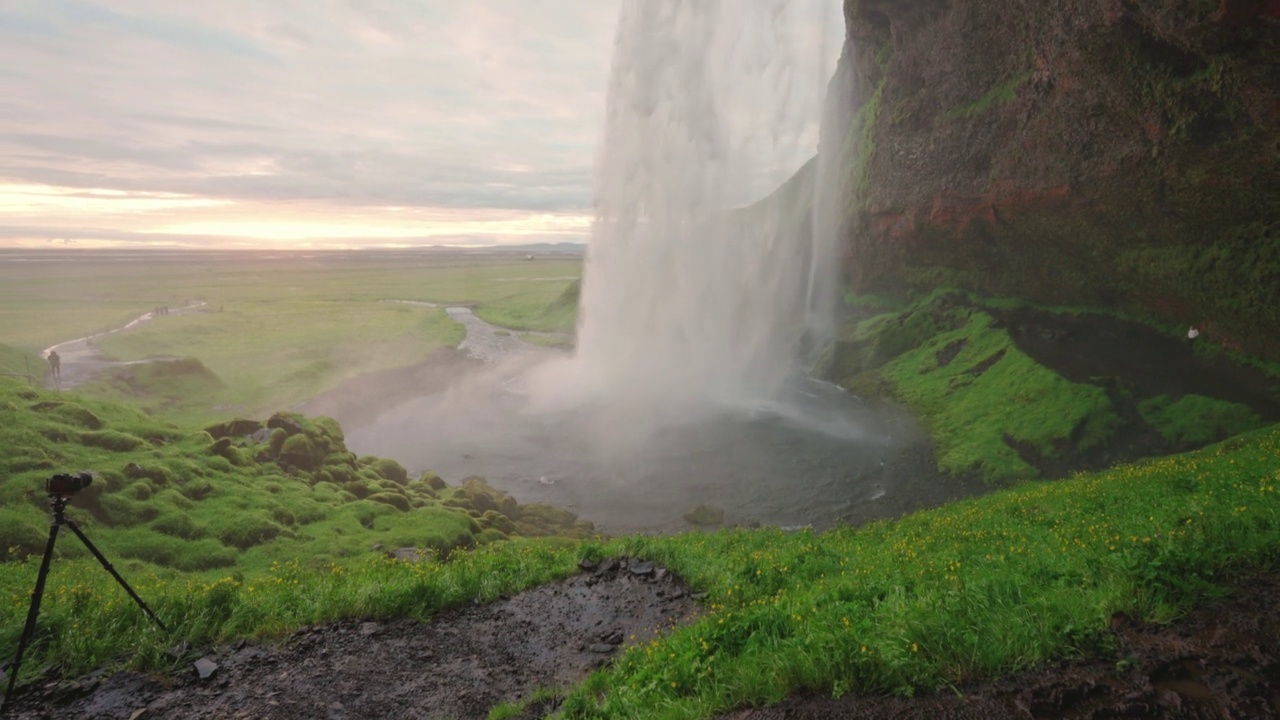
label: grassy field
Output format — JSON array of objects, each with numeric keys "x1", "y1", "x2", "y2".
[
  {"x1": 0, "y1": 249, "x2": 581, "y2": 425},
  {"x1": 1, "y1": 369, "x2": 1275, "y2": 715}
]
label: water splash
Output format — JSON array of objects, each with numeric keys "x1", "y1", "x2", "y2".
[
  {"x1": 537, "y1": 0, "x2": 843, "y2": 426},
  {"x1": 341, "y1": 4, "x2": 980, "y2": 531}
]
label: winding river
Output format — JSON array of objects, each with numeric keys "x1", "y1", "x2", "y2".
[{"x1": 44, "y1": 302, "x2": 980, "y2": 534}]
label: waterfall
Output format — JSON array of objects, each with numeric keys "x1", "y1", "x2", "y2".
[{"x1": 535, "y1": 0, "x2": 843, "y2": 425}]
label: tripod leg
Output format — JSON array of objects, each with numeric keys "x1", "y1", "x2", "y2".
[
  {"x1": 2, "y1": 523, "x2": 60, "y2": 713},
  {"x1": 63, "y1": 520, "x2": 168, "y2": 633}
]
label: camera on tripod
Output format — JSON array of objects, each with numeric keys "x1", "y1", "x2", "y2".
[
  {"x1": 4, "y1": 470, "x2": 166, "y2": 714},
  {"x1": 45, "y1": 472, "x2": 92, "y2": 496}
]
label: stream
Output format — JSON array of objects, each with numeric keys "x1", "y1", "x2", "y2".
[
  {"x1": 41, "y1": 303, "x2": 206, "y2": 390},
  {"x1": 345, "y1": 309, "x2": 983, "y2": 534}
]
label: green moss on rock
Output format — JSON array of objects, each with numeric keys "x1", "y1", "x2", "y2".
[{"x1": 1138, "y1": 394, "x2": 1265, "y2": 446}]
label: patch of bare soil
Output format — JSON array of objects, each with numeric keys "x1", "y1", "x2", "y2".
[
  {"x1": 721, "y1": 572, "x2": 1280, "y2": 720},
  {"x1": 3, "y1": 559, "x2": 699, "y2": 720}
]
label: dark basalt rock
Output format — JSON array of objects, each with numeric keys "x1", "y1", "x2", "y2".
[{"x1": 835, "y1": 0, "x2": 1280, "y2": 360}]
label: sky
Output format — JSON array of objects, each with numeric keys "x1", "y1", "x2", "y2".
[{"x1": 0, "y1": 1, "x2": 842, "y2": 250}]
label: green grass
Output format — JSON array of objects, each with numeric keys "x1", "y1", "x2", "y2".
[
  {"x1": 0, "y1": 367, "x2": 597, "y2": 659},
  {"x1": 554, "y1": 426, "x2": 1280, "y2": 718},
  {"x1": 474, "y1": 277, "x2": 581, "y2": 333},
  {"x1": 0, "y1": 343, "x2": 43, "y2": 385},
  {"x1": 846, "y1": 78, "x2": 886, "y2": 202},
  {"x1": 0, "y1": 378, "x2": 592, "y2": 581},
  {"x1": 944, "y1": 71, "x2": 1033, "y2": 119},
  {"x1": 5, "y1": 421, "x2": 1275, "y2": 717},
  {"x1": 90, "y1": 301, "x2": 464, "y2": 424},
  {"x1": 1139, "y1": 394, "x2": 1266, "y2": 446},
  {"x1": 3, "y1": 255, "x2": 1278, "y2": 718},
  {"x1": 832, "y1": 293, "x2": 1120, "y2": 484},
  {"x1": 882, "y1": 309, "x2": 1119, "y2": 484},
  {"x1": 0, "y1": 540, "x2": 584, "y2": 683},
  {"x1": 0, "y1": 252, "x2": 581, "y2": 425}
]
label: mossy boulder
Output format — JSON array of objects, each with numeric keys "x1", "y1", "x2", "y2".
[
  {"x1": 123, "y1": 462, "x2": 174, "y2": 486},
  {"x1": 150, "y1": 512, "x2": 208, "y2": 540},
  {"x1": 480, "y1": 509, "x2": 516, "y2": 535},
  {"x1": 458, "y1": 476, "x2": 503, "y2": 513},
  {"x1": 96, "y1": 494, "x2": 161, "y2": 526},
  {"x1": 35, "y1": 402, "x2": 104, "y2": 430},
  {"x1": 279, "y1": 434, "x2": 323, "y2": 471},
  {"x1": 209, "y1": 437, "x2": 250, "y2": 466},
  {"x1": 517, "y1": 503, "x2": 579, "y2": 532},
  {"x1": 475, "y1": 528, "x2": 509, "y2": 545},
  {"x1": 683, "y1": 504, "x2": 725, "y2": 527},
  {"x1": 359, "y1": 456, "x2": 409, "y2": 485},
  {"x1": 368, "y1": 492, "x2": 411, "y2": 512},
  {"x1": 419, "y1": 472, "x2": 447, "y2": 491},
  {"x1": 212, "y1": 513, "x2": 284, "y2": 550},
  {"x1": 81, "y1": 430, "x2": 144, "y2": 452},
  {"x1": 204, "y1": 418, "x2": 264, "y2": 440}
]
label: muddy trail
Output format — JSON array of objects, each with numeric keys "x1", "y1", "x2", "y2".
[
  {"x1": 6, "y1": 566, "x2": 1278, "y2": 719},
  {"x1": 2, "y1": 559, "x2": 700, "y2": 719}
]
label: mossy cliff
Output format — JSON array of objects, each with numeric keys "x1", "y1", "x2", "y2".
[{"x1": 828, "y1": 0, "x2": 1279, "y2": 359}]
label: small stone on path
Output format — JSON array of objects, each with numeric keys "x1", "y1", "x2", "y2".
[{"x1": 194, "y1": 658, "x2": 218, "y2": 680}]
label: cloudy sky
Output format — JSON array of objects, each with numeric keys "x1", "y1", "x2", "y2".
[{"x1": 0, "y1": 1, "x2": 841, "y2": 250}]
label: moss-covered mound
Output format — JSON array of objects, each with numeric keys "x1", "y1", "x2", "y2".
[
  {"x1": 0, "y1": 342, "x2": 44, "y2": 382},
  {"x1": 825, "y1": 291, "x2": 1278, "y2": 484},
  {"x1": 0, "y1": 379, "x2": 594, "y2": 574}
]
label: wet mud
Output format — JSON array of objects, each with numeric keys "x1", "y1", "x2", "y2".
[{"x1": 2, "y1": 559, "x2": 699, "y2": 720}]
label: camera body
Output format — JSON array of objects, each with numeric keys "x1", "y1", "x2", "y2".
[{"x1": 46, "y1": 472, "x2": 92, "y2": 496}]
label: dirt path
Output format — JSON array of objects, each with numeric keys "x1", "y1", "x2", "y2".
[
  {"x1": 42, "y1": 303, "x2": 206, "y2": 391},
  {"x1": 3, "y1": 559, "x2": 700, "y2": 720},
  {"x1": 8, "y1": 567, "x2": 1277, "y2": 719}
]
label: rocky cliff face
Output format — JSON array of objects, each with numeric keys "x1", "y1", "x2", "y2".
[{"x1": 830, "y1": 0, "x2": 1279, "y2": 358}]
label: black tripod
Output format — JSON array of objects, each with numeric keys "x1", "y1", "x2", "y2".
[{"x1": 2, "y1": 493, "x2": 168, "y2": 715}]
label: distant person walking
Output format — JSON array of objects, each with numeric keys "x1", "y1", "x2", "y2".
[{"x1": 47, "y1": 350, "x2": 61, "y2": 380}]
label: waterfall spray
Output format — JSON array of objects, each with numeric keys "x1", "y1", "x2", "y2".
[
  {"x1": 348, "y1": 2, "x2": 977, "y2": 530},
  {"x1": 557, "y1": 0, "x2": 843, "y2": 422}
]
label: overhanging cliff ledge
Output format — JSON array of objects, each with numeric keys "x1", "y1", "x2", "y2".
[{"x1": 829, "y1": 0, "x2": 1279, "y2": 359}]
